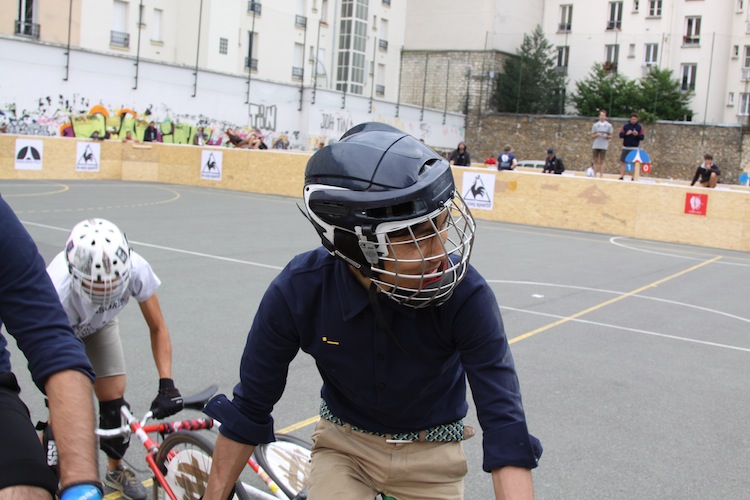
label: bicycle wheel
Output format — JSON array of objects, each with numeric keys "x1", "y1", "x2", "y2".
[
  {"x1": 254, "y1": 434, "x2": 312, "y2": 499},
  {"x1": 155, "y1": 430, "x2": 251, "y2": 500}
]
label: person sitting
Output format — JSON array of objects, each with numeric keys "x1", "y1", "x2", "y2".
[
  {"x1": 449, "y1": 142, "x2": 471, "y2": 166},
  {"x1": 497, "y1": 145, "x2": 518, "y2": 171},
  {"x1": 543, "y1": 148, "x2": 565, "y2": 175},
  {"x1": 193, "y1": 127, "x2": 208, "y2": 146},
  {"x1": 249, "y1": 133, "x2": 268, "y2": 150},
  {"x1": 225, "y1": 128, "x2": 251, "y2": 148},
  {"x1": 691, "y1": 153, "x2": 720, "y2": 188},
  {"x1": 90, "y1": 130, "x2": 103, "y2": 140},
  {"x1": 122, "y1": 131, "x2": 138, "y2": 143}
]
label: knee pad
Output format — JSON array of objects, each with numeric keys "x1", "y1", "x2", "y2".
[{"x1": 99, "y1": 398, "x2": 130, "y2": 459}]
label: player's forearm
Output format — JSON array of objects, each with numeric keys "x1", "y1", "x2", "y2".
[
  {"x1": 204, "y1": 433, "x2": 255, "y2": 499},
  {"x1": 492, "y1": 466, "x2": 534, "y2": 500},
  {"x1": 46, "y1": 370, "x2": 100, "y2": 487},
  {"x1": 150, "y1": 327, "x2": 173, "y2": 378}
]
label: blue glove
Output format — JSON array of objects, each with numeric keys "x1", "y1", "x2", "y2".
[{"x1": 59, "y1": 483, "x2": 103, "y2": 500}]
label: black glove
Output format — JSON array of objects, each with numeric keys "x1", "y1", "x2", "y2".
[{"x1": 150, "y1": 378, "x2": 184, "y2": 419}]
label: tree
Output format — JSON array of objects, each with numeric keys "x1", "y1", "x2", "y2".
[
  {"x1": 570, "y1": 64, "x2": 693, "y2": 121},
  {"x1": 637, "y1": 67, "x2": 693, "y2": 122},
  {"x1": 491, "y1": 25, "x2": 567, "y2": 114}
]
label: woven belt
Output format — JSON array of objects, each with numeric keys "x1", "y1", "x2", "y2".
[{"x1": 319, "y1": 400, "x2": 464, "y2": 442}]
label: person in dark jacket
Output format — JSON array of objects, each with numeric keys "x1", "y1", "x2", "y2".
[
  {"x1": 449, "y1": 142, "x2": 471, "y2": 166},
  {"x1": 143, "y1": 121, "x2": 159, "y2": 142},
  {"x1": 691, "y1": 153, "x2": 721, "y2": 188},
  {"x1": 543, "y1": 148, "x2": 565, "y2": 174},
  {"x1": 618, "y1": 113, "x2": 645, "y2": 180}
]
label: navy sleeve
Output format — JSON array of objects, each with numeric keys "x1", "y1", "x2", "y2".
[
  {"x1": 451, "y1": 274, "x2": 541, "y2": 471},
  {"x1": 0, "y1": 197, "x2": 95, "y2": 391}
]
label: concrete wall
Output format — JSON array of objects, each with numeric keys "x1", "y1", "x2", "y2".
[
  {"x1": 2, "y1": 134, "x2": 749, "y2": 253},
  {"x1": 466, "y1": 112, "x2": 750, "y2": 183}
]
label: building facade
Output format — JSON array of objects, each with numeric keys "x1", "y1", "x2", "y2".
[
  {"x1": 545, "y1": 0, "x2": 750, "y2": 124},
  {"x1": 3, "y1": 0, "x2": 405, "y2": 102}
]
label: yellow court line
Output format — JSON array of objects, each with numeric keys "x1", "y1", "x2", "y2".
[
  {"x1": 277, "y1": 415, "x2": 320, "y2": 434},
  {"x1": 509, "y1": 255, "x2": 723, "y2": 344}
]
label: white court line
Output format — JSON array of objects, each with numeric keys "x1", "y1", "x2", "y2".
[
  {"x1": 487, "y1": 280, "x2": 750, "y2": 325},
  {"x1": 501, "y1": 305, "x2": 750, "y2": 353},
  {"x1": 610, "y1": 236, "x2": 750, "y2": 267},
  {"x1": 21, "y1": 221, "x2": 285, "y2": 271}
]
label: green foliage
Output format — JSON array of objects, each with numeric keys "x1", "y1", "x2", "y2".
[
  {"x1": 491, "y1": 26, "x2": 567, "y2": 114},
  {"x1": 571, "y1": 65, "x2": 693, "y2": 122}
]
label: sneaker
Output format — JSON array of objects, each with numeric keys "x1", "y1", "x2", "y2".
[{"x1": 104, "y1": 466, "x2": 147, "y2": 500}]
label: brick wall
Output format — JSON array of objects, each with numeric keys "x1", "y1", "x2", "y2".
[{"x1": 465, "y1": 112, "x2": 750, "y2": 184}]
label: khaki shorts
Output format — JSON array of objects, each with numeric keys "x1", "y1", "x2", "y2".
[
  {"x1": 592, "y1": 149, "x2": 607, "y2": 161},
  {"x1": 82, "y1": 318, "x2": 126, "y2": 379},
  {"x1": 308, "y1": 418, "x2": 468, "y2": 500}
]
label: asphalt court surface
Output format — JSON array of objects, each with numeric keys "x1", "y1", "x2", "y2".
[{"x1": 3, "y1": 179, "x2": 750, "y2": 499}]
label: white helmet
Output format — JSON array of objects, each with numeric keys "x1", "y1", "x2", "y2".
[{"x1": 65, "y1": 218, "x2": 132, "y2": 307}]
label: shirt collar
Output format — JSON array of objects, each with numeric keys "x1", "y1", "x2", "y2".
[{"x1": 333, "y1": 258, "x2": 416, "y2": 320}]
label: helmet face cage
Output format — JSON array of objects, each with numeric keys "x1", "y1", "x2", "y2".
[
  {"x1": 368, "y1": 192, "x2": 475, "y2": 308},
  {"x1": 65, "y1": 219, "x2": 132, "y2": 308}
]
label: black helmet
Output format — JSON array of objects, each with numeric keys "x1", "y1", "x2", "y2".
[{"x1": 303, "y1": 122, "x2": 476, "y2": 308}]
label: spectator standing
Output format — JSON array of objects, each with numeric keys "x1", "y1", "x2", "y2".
[
  {"x1": 618, "y1": 113, "x2": 645, "y2": 180},
  {"x1": 543, "y1": 148, "x2": 565, "y2": 174},
  {"x1": 449, "y1": 142, "x2": 471, "y2": 166},
  {"x1": 142, "y1": 122, "x2": 159, "y2": 143},
  {"x1": 0, "y1": 196, "x2": 102, "y2": 500},
  {"x1": 46, "y1": 219, "x2": 183, "y2": 500},
  {"x1": 591, "y1": 110, "x2": 613, "y2": 178},
  {"x1": 497, "y1": 145, "x2": 518, "y2": 171},
  {"x1": 691, "y1": 153, "x2": 721, "y2": 188}
]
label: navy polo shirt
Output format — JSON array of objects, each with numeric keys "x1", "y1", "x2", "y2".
[{"x1": 205, "y1": 246, "x2": 541, "y2": 471}]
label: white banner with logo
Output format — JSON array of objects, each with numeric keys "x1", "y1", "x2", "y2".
[
  {"x1": 461, "y1": 171, "x2": 495, "y2": 211},
  {"x1": 76, "y1": 141, "x2": 101, "y2": 172},
  {"x1": 15, "y1": 139, "x2": 44, "y2": 170},
  {"x1": 200, "y1": 150, "x2": 223, "y2": 181}
]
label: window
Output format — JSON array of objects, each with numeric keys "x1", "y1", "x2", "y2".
[
  {"x1": 628, "y1": 43, "x2": 636, "y2": 58},
  {"x1": 219, "y1": 37, "x2": 228, "y2": 54},
  {"x1": 557, "y1": 46, "x2": 570, "y2": 68},
  {"x1": 605, "y1": 44, "x2": 619, "y2": 69},
  {"x1": 376, "y1": 63, "x2": 385, "y2": 95},
  {"x1": 245, "y1": 31, "x2": 258, "y2": 70},
  {"x1": 734, "y1": 45, "x2": 740, "y2": 58},
  {"x1": 321, "y1": 0, "x2": 328, "y2": 21},
  {"x1": 151, "y1": 8, "x2": 162, "y2": 42},
  {"x1": 559, "y1": 5, "x2": 573, "y2": 31},
  {"x1": 293, "y1": 42, "x2": 304, "y2": 80},
  {"x1": 740, "y1": 93, "x2": 750, "y2": 115},
  {"x1": 684, "y1": 17, "x2": 701, "y2": 45},
  {"x1": 632, "y1": 0, "x2": 639, "y2": 12},
  {"x1": 608, "y1": 2, "x2": 623, "y2": 30},
  {"x1": 15, "y1": 0, "x2": 40, "y2": 38},
  {"x1": 644, "y1": 43, "x2": 658, "y2": 65},
  {"x1": 680, "y1": 64, "x2": 697, "y2": 91},
  {"x1": 738, "y1": 0, "x2": 744, "y2": 11},
  {"x1": 111, "y1": 1, "x2": 129, "y2": 47},
  {"x1": 248, "y1": 1, "x2": 262, "y2": 15},
  {"x1": 728, "y1": 92, "x2": 735, "y2": 106},
  {"x1": 648, "y1": 0, "x2": 662, "y2": 16},
  {"x1": 744, "y1": 46, "x2": 750, "y2": 68},
  {"x1": 336, "y1": 0, "x2": 368, "y2": 95}
]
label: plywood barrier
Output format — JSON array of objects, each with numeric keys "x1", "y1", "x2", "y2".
[{"x1": 2, "y1": 135, "x2": 749, "y2": 252}]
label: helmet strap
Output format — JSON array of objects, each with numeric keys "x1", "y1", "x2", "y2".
[{"x1": 368, "y1": 283, "x2": 408, "y2": 356}]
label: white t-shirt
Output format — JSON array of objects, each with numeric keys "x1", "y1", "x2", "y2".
[{"x1": 47, "y1": 250, "x2": 161, "y2": 338}]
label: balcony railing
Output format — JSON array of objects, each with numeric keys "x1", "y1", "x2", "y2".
[
  {"x1": 15, "y1": 20, "x2": 40, "y2": 38},
  {"x1": 382, "y1": 0, "x2": 391, "y2": 5},
  {"x1": 558, "y1": 22, "x2": 571, "y2": 32},
  {"x1": 248, "y1": 1, "x2": 262, "y2": 14},
  {"x1": 378, "y1": 39, "x2": 388, "y2": 51},
  {"x1": 244, "y1": 57, "x2": 258, "y2": 71},
  {"x1": 602, "y1": 61, "x2": 618, "y2": 73},
  {"x1": 292, "y1": 67, "x2": 304, "y2": 80},
  {"x1": 606, "y1": 20, "x2": 622, "y2": 30},
  {"x1": 110, "y1": 30, "x2": 130, "y2": 47},
  {"x1": 682, "y1": 35, "x2": 700, "y2": 45},
  {"x1": 376, "y1": 84, "x2": 385, "y2": 95},
  {"x1": 295, "y1": 15, "x2": 307, "y2": 28}
]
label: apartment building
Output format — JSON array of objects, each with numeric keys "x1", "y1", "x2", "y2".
[
  {"x1": 547, "y1": 0, "x2": 750, "y2": 124},
  {"x1": 3, "y1": 0, "x2": 405, "y2": 102}
]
